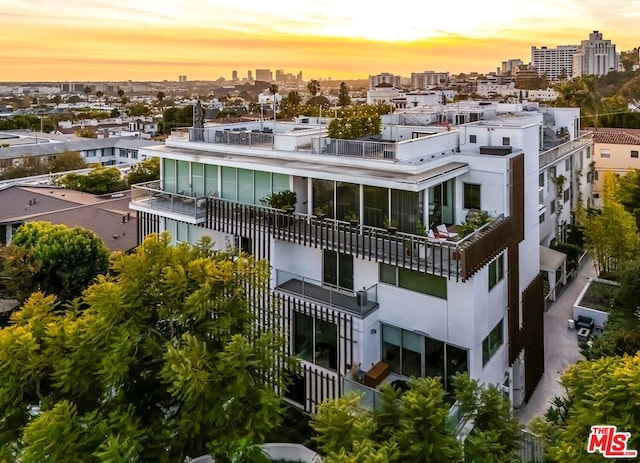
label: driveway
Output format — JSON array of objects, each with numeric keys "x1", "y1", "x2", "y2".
[{"x1": 516, "y1": 255, "x2": 597, "y2": 426}]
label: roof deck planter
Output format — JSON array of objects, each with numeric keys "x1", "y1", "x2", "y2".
[{"x1": 264, "y1": 189, "x2": 297, "y2": 213}]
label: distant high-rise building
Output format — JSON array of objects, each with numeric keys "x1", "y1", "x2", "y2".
[
  {"x1": 275, "y1": 69, "x2": 285, "y2": 83},
  {"x1": 501, "y1": 59, "x2": 524, "y2": 75},
  {"x1": 178, "y1": 75, "x2": 188, "y2": 82},
  {"x1": 297, "y1": 71, "x2": 303, "y2": 83},
  {"x1": 248, "y1": 70, "x2": 253, "y2": 82},
  {"x1": 255, "y1": 69, "x2": 272, "y2": 82},
  {"x1": 368, "y1": 73, "x2": 402, "y2": 90},
  {"x1": 410, "y1": 71, "x2": 449, "y2": 90},
  {"x1": 572, "y1": 31, "x2": 619, "y2": 77},
  {"x1": 232, "y1": 70, "x2": 238, "y2": 81},
  {"x1": 530, "y1": 46, "x2": 577, "y2": 81}
]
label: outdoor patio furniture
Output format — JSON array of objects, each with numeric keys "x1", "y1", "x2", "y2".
[
  {"x1": 436, "y1": 224, "x2": 458, "y2": 239},
  {"x1": 575, "y1": 315, "x2": 595, "y2": 332},
  {"x1": 364, "y1": 361, "x2": 390, "y2": 388}
]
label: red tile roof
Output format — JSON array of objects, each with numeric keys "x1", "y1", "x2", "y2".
[{"x1": 586, "y1": 127, "x2": 640, "y2": 145}]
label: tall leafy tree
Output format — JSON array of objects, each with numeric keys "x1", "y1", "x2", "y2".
[
  {"x1": 307, "y1": 79, "x2": 320, "y2": 97},
  {"x1": 582, "y1": 172, "x2": 639, "y2": 273},
  {"x1": 127, "y1": 157, "x2": 160, "y2": 185},
  {"x1": 338, "y1": 82, "x2": 351, "y2": 107},
  {"x1": 83, "y1": 86, "x2": 92, "y2": 104},
  {"x1": 49, "y1": 150, "x2": 88, "y2": 173},
  {"x1": 95, "y1": 90, "x2": 104, "y2": 108},
  {"x1": 0, "y1": 221, "x2": 109, "y2": 302},
  {"x1": 540, "y1": 352, "x2": 640, "y2": 462},
  {"x1": 56, "y1": 165, "x2": 125, "y2": 194},
  {"x1": 0, "y1": 234, "x2": 291, "y2": 462}
]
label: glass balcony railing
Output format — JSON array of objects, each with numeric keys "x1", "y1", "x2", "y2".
[
  {"x1": 275, "y1": 269, "x2": 378, "y2": 317},
  {"x1": 130, "y1": 180, "x2": 207, "y2": 224},
  {"x1": 539, "y1": 133, "x2": 592, "y2": 168}
]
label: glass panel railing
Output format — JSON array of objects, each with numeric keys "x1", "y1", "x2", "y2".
[
  {"x1": 275, "y1": 269, "x2": 378, "y2": 316},
  {"x1": 539, "y1": 133, "x2": 592, "y2": 168},
  {"x1": 130, "y1": 181, "x2": 207, "y2": 222}
]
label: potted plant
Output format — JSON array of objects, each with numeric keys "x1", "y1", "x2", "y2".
[
  {"x1": 314, "y1": 204, "x2": 328, "y2": 219},
  {"x1": 264, "y1": 189, "x2": 297, "y2": 212},
  {"x1": 458, "y1": 211, "x2": 493, "y2": 238},
  {"x1": 415, "y1": 219, "x2": 427, "y2": 236},
  {"x1": 345, "y1": 211, "x2": 359, "y2": 226},
  {"x1": 383, "y1": 217, "x2": 398, "y2": 233}
]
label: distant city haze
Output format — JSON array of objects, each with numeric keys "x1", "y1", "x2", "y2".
[{"x1": 3, "y1": 0, "x2": 638, "y2": 81}]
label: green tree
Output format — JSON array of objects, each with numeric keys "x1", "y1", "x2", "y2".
[
  {"x1": 52, "y1": 94, "x2": 61, "y2": 108},
  {"x1": 49, "y1": 151, "x2": 88, "y2": 172},
  {"x1": 57, "y1": 165, "x2": 125, "y2": 195},
  {"x1": 127, "y1": 157, "x2": 160, "y2": 185},
  {"x1": 156, "y1": 91, "x2": 166, "y2": 107},
  {"x1": 540, "y1": 353, "x2": 640, "y2": 462},
  {"x1": 83, "y1": 86, "x2": 92, "y2": 104},
  {"x1": 0, "y1": 221, "x2": 109, "y2": 302},
  {"x1": 95, "y1": 90, "x2": 104, "y2": 108},
  {"x1": 338, "y1": 82, "x2": 351, "y2": 107},
  {"x1": 128, "y1": 103, "x2": 151, "y2": 117},
  {"x1": 307, "y1": 79, "x2": 320, "y2": 97},
  {"x1": 0, "y1": 233, "x2": 291, "y2": 462},
  {"x1": 582, "y1": 172, "x2": 639, "y2": 273}
]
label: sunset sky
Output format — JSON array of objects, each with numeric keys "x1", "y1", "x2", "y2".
[{"x1": 2, "y1": 0, "x2": 639, "y2": 82}]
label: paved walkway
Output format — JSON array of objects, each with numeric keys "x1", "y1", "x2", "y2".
[{"x1": 516, "y1": 255, "x2": 598, "y2": 426}]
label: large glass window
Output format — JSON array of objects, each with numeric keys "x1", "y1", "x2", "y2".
[
  {"x1": 380, "y1": 264, "x2": 447, "y2": 299},
  {"x1": 254, "y1": 171, "x2": 272, "y2": 204},
  {"x1": 482, "y1": 319, "x2": 504, "y2": 366},
  {"x1": 392, "y1": 190, "x2": 422, "y2": 233},
  {"x1": 382, "y1": 325, "x2": 468, "y2": 391},
  {"x1": 238, "y1": 169, "x2": 253, "y2": 204},
  {"x1": 163, "y1": 159, "x2": 176, "y2": 192},
  {"x1": 221, "y1": 166, "x2": 237, "y2": 201},
  {"x1": 324, "y1": 250, "x2": 353, "y2": 290},
  {"x1": 363, "y1": 185, "x2": 388, "y2": 228},
  {"x1": 191, "y1": 163, "x2": 204, "y2": 196},
  {"x1": 463, "y1": 183, "x2": 481, "y2": 210},
  {"x1": 336, "y1": 182, "x2": 359, "y2": 221},
  {"x1": 273, "y1": 173, "x2": 289, "y2": 192},
  {"x1": 312, "y1": 179, "x2": 335, "y2": 219},
  {"x1": 204, "y1": 164, "x2": 218, "y2": 196},
  {"x1": 293, "y1": 312, "x2": 337, "y2": 371},
  {"x1": 177, "y1": 160, "x2": 190, "y2": 194}
]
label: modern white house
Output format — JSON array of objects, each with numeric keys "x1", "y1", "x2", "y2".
[{"x1": 129, "y1": 102, "x2": 591, "y2": 413}]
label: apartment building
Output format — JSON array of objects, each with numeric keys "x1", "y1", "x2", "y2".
[
  {"x1": 531, "y1": 45, "x2": 578, "y2": 81},
  {"x1": 0, "y1": 131, "x2": 159, "y2": 172},
  {"x1": 573, "y1": 31, "x2": 619, "y2": 77},
  {"x1": 368, "y1": 73, "x2": 402, "y2": 90},
  {"x1": 130, "y1": 103, "x2": 591, "y2": 413},
  {"x1": 410, "y1": 71, "x2": 449, "y2": 90},
  {"x1": 588, "y1": 128, "x2": 640, "y2": 207}
]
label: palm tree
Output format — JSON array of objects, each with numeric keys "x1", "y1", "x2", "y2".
[
  {"x1": 118, "y1": 89, "x2": 126, "y2": 111},
  {"x1": 52, "y1": 94, "x2": 61, "y2": 108},
  {"x1": 95, "y1": 91, "x2": 104, "y2": 108},
  {"x1": 83, "y1": 86, "x2": 92, "y2": 105},
  {"x1": 156, "y1": 91, "x2": 166, "y2": 108},
  {"x1": 307, "y1": 79, "x2": 320, "y2": 97}
]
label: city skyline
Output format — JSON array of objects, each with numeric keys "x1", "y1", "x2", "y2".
[{"x1": 3, "y1": 0, "x2": 639, "y2": 82}]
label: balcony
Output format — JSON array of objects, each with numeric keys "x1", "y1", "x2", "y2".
[
  {"x1": 189, "y1": 127, "x2": 274, "y2": 146},
  {"x1": 311, "y1": 137, "x2": 396, "y2": 160},
  {"x1": 206, "y1": 198, "x2": 512, "y2": 281},
  {"x1": 539, "y1": 133, "x2": 592, "y2": 168},
  {"x1": 275, "y1": 270, "x2": 378, "y2": 317},
  {"x1": 342, "y1": 374, "x2": 465, "y2": 433},
  {"x1": 130, "y1": 180, "x2": 207, "y2": 224}
]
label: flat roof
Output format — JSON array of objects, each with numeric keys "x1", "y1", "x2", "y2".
[{"x1": 145, "y1": 144, "x2": 469, "y2": 189}]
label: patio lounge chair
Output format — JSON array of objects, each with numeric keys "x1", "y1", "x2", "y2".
[{"x1": 436, "y1": 224, "x2": 458, "y2": 240}]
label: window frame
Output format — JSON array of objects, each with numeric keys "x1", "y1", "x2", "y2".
[
  {"x1": 482, "y1": 319, "x2": 504, "y2": 366},
  {"x1": 488, "y1": 253, "x2": 505, "y2": 290},
  {"x1": 463, "y1": 182, "x2": 481, "y2": 210}
]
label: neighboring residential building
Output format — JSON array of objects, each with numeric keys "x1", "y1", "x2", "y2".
[
  {"x1": 588, "y1": 127, "x2": 640, "y2": 207},
  {"x1": 531, "y1": 45, "x2": 578, "y2": 81},
  {"x1": 368, "y1": 73, "x2": 403, "y2": 90},
  {"x1": 572, "y1": 31, "x2": 619, "y2": 77},
  {"x1": 523, "y1": 88, "x2": 559, "y2": 102},
  {"x1": 366, "y1": 83, "x2": 400, "y2": 106},
  {"x1": 129, "y1": 101, "x2": 592, "y2": 414},
  {"x1": 476, "y1": 82, "x2": 516, "y2": 98},
  {"x1": 0, "y1": 131, "x2": 160, "y2": 171},
  {"x1": 411, "y1": 71, "x2": 450, "y2": 90},
  {"x1": 0, "y1": 185, "x2": 137, "y2": 251}
]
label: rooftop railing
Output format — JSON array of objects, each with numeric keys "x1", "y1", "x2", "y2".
[
  {"x1": 189, "y1": 127, "x2": 275, "y2": 146},
  {"x1": 311, "y1": 137, "x2": 396, "y2": 160}
]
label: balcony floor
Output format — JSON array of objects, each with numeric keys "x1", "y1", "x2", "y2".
[{"x1": 277, "y1": 278, "x2": 378, "y2": 316}]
